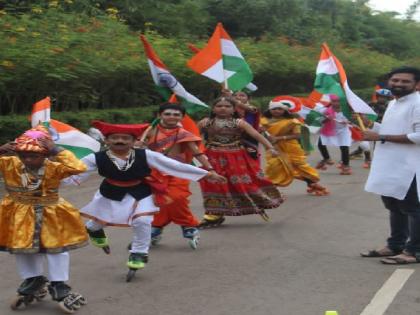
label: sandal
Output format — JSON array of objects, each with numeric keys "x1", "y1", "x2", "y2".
[
  {"x1": 360, "y1": 247, "x2": 399, "y2": 258},
  {"x1": 380, "y1": 252, "x2": 419, "y2": 264}
]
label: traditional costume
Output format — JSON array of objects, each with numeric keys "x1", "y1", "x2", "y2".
[
  {"x1": 199, "y1": 117, "x2": 283, "y2": 222},
  {"x1": 262, "y1": 96, "x2": 328, "y2": 196},
  {"x1": 143, "y1": 123, "x2": 203, "y2": 248},
  {"x1": 0, "y1": 126, "x2": 88, "y2": 312},
  {"x1": 67, "y1": 121, "x2": 208, "y2": 276}
]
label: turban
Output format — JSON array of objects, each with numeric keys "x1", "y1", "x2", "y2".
[
  {"x1": 269, "y1": 96, "x2": 302, "y2": 113},
  {"x1": 15, "y1": 125, "x2": 52, "y2": 154},
  {"x1": 92, "y1": 121, "x2": 149, "y2": 138}
]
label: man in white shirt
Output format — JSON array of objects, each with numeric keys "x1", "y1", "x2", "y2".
[{"x1": 360, "y1": 66, "x2": 420, "y2": 264}]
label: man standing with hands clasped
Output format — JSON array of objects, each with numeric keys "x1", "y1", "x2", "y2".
[{"x1": 360, "y1": 66, "x2": 420, "y2": 264}]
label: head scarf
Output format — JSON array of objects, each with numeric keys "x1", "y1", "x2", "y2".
[
  {"x1": 15, "y1": 125, "x2": 51, "y2": 154},
  {"x1": 269, "y1": 96, "x2": 302, "y2": 113}
]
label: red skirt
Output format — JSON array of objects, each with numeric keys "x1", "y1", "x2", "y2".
[{"x1": 200, "y1": 147, "x2": 284, "y2": 216}]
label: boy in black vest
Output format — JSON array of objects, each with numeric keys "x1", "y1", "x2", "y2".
[{"x1": 66, "y1": 121, "x2": 224, "y2": 280}]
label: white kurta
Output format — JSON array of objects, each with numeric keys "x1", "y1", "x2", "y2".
[
  {"x1": 318, "y1": 111, "x2": 352, "y2": 147},
  {"x1": 365, "y1": 92, "x2": 420, "y2": 200},
  {"x1": 67, "y1": 149, "x2": 208, "y2": 226}
]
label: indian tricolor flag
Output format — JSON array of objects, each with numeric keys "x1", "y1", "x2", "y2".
[
  {"x1": 187, "y1": 42, "x2": 257, "y2": 92},
  {"x1": 31, "y1": 97, "x2": 51, "y2": 127},
  {"x1": 314, "y1": 43, "x2": 376, "y2": 119},
  {"x1": 140, "y1": 35, "x2": 208, "y2": 115},
  {"x1": 31, "y1": 97, "x2": 100, "y2": 159},
  {"x1": 187, "y1": 23, "x2": 253, "y2": 92}
]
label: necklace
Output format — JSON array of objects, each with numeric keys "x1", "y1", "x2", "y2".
[
  {"x1": 20, "y1": 165, "x2": 45, "y2": 191},
  {"x1": 106, "y1": 149, "x2": 135, "y2": 171}
]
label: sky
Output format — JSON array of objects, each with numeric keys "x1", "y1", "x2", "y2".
[{"x1": 368, "y1": 0, "x2": 420, "y2": 19}]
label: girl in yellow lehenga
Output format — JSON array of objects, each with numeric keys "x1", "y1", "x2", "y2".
[{"x1": 261, "y1": 96, "x2": 329, "y2": 196}]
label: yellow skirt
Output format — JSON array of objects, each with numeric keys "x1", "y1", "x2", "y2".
[{"x1": 0, "y1": 195, "x2": 88, "y2": 254}]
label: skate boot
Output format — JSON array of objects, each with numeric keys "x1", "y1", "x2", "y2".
[
  {"x1": 182, "y1": 226, "x2": 200, "y2": 250},
  {"x1": 363, "y1": 160, "x2": 371, "y2": 169},
  {"x1": 340, "y1": 165, "x2": 352, "y2": 175},
  {"x1": 363, "y1": 151, "x2": 371, "y2": 169},
  {"x1": 126, "y1": 253, "x2": 148, "y2": 282},
  {"x1": 151, "y1": 226, "x2": 163, "y2": 246},
  {"x1": 349, "y1": 147, "x2": 363, "y2": 159},
  {"x1": 11, "y1": 276, "x2": 48, "y2": 310},
  {"x1": 87, "y1": 228, "x2": 110, "y2": 254},
  {"x1": 307, "y1": 183, "x2": 330, "y2": 196},
  {"x1": 48, "y1": 281, "x2": 87, "y2": 314},
  {"x1": 198, "y1": 216, "x2": 225, "y2": 229},
  {"x1": 315, "y1": 159, "x2": 334, "y2": 170}
]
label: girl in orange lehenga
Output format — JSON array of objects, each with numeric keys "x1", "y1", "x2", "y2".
[{"x1": 261, "y1": 96, "x2": 329, "y2": 196}]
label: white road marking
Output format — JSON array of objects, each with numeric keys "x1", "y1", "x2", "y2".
[{"x1": 360, "y1": 268, "x2": 415, "y2": 315}]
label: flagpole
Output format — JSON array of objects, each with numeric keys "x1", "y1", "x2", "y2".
[{"x1": 355, "y1": 113, "x2": 366, "y2": 131}]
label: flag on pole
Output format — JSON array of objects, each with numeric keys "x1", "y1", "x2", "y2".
[
  {"x1": 187, "y1": 23, "x2": 253, "y2": 92},
  {"x1": 31, "y1": 97, "x2": 51, "y2": 127},
  {"x1": 50, "y1": 119, "x2": 101, "y2": 159},
  {"x1": 313, "y1": 43, "x2": 376, "y2": 119},
  {"x1": 187, "y1": 42, "x2": 257, "y2": 92},
  {"x1": 30, "y1": 97, "x2": 100, "y2": 159},
  {"x1": 140, "y1": 35, "x2": 208, "y2": 115}
]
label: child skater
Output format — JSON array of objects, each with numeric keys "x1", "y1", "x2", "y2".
[
  {"x1": 67, "y1": 121, "x2": 225, "y2": 281},
  {"x1": 316, "y1": 94, "x2": 353, "y2": 175},
  {"x1": 138, "y1": 103, "x2": 221, "y2": 249},
  {"x1": 198, "y1": 96, "x2": 284, "y2": 228},
  {"x1": 261, "y1": 96, "x2": 329, "y2": 196},
  {"x1": 0, "y1": 125, "x2": 88, "y2": 313}
]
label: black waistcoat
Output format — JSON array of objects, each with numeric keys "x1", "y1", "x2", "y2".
[{"x1": 95, "y1": 149, "x2": 151, "y2": 201}]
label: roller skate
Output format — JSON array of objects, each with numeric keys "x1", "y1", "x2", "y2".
[
  {"x1": 151, "y1": 226, "x2": 163, "y2": 246},
  {"x1": 10, "y1": 276, "x2": 48, "y2": 310},
  {"x1": 349, "y1": 147, "x2": 363, "y2": 160},
  {"x1": 363, "y1": 151, "x2": 371, "y2": 169},
  {"x1": 259, "y1": 210, "x2": 271, "y2": 222},
  {"x1": 48, "y1": 281, "x2": 87, "y2": 314},
  {"x1": 315, "y1": 159, "x2": 334, "y2": 170},
  {"x1": 87, "y1": 228, "x2": 110, "y2": 254},
  {"x1": 307, "y1": 183, "x2": 330, "y2": 196},
  {"x1": 126, "y1": 253, "x2": 148, "y2": 282},
  {"x1": 198, "y1": 216, "x2": 225, "y2": 229},
  {"x1": 363, "y1": 160, "x2": 371, "y2": 169},
  {"x1": 340, "y1": 165, "x2": 352, "y2": 175},
  {"x1": 182, "y1": 226, "x2": 200, "y2": 250}
]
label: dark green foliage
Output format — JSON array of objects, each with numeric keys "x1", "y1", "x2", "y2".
[{"x1": 0, "y1": 0, "x2": 418, "y2": 120}]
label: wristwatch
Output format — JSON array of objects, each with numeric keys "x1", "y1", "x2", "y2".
[{"x1": 379, "y1": 135, "x2": 387, "y2": 144}]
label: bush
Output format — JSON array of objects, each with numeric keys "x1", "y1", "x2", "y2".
[{"x1": 0, "y1": 106, "x2": 157, "y2": 143}]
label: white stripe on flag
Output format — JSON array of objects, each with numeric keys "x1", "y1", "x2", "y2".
[
  {"x1": 56, "y1": 130, "x2": 100, "y2": 152},
  {"x1": 343, "y1": 81, "x2": 377, "y2": 115},
  {"x1": 202, "y1": 60, "x2": 224, "y2": 82},
  {"x1": 316, "y1": 57, "x2": 338, "y2": 75},
  {"x1": 221, "y1": 39, "x2": 243, "y2": 58}
]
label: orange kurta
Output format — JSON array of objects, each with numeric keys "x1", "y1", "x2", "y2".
[
  {"x1": 0, "y1": 150, "x2": 88, "y2": 253},
  {"x1": 146, "y1": 125, "x2": 202, "y2": 227}
]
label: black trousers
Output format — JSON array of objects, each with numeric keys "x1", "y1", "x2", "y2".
[{"x1": 317, "y1": 138, "x2": 349, "y2": 166}]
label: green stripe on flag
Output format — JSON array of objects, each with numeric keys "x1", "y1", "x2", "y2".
[
  {"x1": 222, "y1": 55, "x2": 253, "y2": 92},
  {"x1": 314, "y1": 73, "x2": 351, "y2": 119},
  {"x1": 58, "y1": 145, "x2": 95, "y2": 159}
]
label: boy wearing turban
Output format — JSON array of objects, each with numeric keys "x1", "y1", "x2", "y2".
[{"x1": 0, "y1": 125, "x2": 88, "y2": 313}]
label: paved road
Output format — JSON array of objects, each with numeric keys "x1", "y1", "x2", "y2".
[{"x1": 0, "y1": 153, "x2": 419, "y2": 315}]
